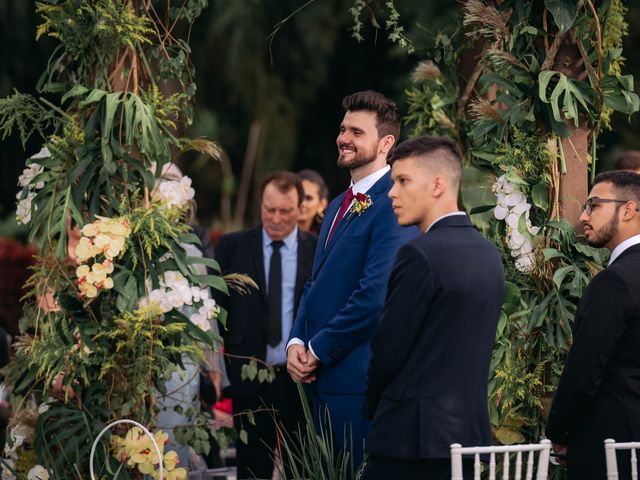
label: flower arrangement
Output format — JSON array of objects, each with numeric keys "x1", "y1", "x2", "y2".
[
  {"x1": 111, "y1": 427, "x2": 187, "y2": 480},
  {"x1": 15, "y1": 147, "x2": 49, "y2": 225},
  {"x1": 493, "y1": 172, "x2": 541, "y2": 273},
  {"x1": 0, "y1": 3, "x2": 228, "y2": 478},
  {"x1": 349, "y1": 192, "x2": 373, "y2": 216},
  {"x1": 75, "y1": 216, "x2": 131, "y2": 298}
]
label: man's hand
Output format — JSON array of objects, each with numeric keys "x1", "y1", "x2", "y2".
[
  {"x1": 287, "y1": 344, "x2": 317, "y2": 382},
  {"x1": 552, "y1": 443, "x2": 567, "y2": 467},
  {"x1": 302, "y1": 353, "x2": 319, "y2": 383}
]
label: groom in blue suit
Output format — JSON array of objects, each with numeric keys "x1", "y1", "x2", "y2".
[{"x1": 287, "y1": 90, "x2": 417, "y2": 471}]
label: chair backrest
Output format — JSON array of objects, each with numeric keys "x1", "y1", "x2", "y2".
[
  {"x1": 450, "y1": 439, "x2": 552, "y2": 480},
  {"x1": 604, "y1": 438, "x2": 640, "y2": 480}
]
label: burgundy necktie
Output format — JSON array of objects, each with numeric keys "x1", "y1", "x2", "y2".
[{"x1": 326, "y1": 187, "x2": 354, "y2": 242}]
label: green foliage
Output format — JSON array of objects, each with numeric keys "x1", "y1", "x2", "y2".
[
  {"x1": 0, "y1": 1, "x2": 228, "y2": 477},
  {"x1": 240, "y1": 358, "x2": 276, "y2": 384},
  {"x1": 349, "y1": 0, "x2": 367, "y2": 43},
  {"x1": 405, "y1": 59, "x2": 459, "y2": 139},
  {"x1": 348, "y1": 0, "x2": 414, "y2": 53},
  {"x1": 544, "y1": 0, "x2": 579, "y2": 35},
  {"x1": 126, "y1": 203, "x2": 189, "y2": 269},
  {"x1": 174, "y1": 414, "x2": 213, "y2": 457},
  {"x1": 34, "y1": 384, "x2": 115, "y2": 480},
  {"x1": 402, "y1": 0, "x2": 635, "y2": 451},
  {"x1": 383, "y1": 1, "x2": 414, "y2": 54},
  {"x1": 0, "y1": 91, "x2": 61, "y2": 146},
  {"x1": 279, "y1": 383, "x2": 364, "y2": 480}
]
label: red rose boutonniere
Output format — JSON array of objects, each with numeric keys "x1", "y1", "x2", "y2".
[{"x1": 349, "y1": 192, "x2": 373, "y2": 217}]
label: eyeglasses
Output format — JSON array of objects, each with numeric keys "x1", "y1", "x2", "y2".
[{"x1": 582, "y1": 197, "x2": 636, "y2": 215}]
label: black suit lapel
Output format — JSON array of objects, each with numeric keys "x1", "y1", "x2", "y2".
[
  {"x1": 295, "y1": 231, "x2": 315, "y2": 313},
  {"x1": 251, "y1": 227, "x2": 267, "y2": 302},
  {"x1": 610, "y1": 242, "x2": 640, "y2": 265}
]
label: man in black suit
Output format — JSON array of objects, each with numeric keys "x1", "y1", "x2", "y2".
[
  {"x1": 215, "y1": 171, "x2": 317, "y2": 479},
  {"x1": 546, "y1": 171, "x2": 640, "y2": 480},
  {"x1": 362, "y1": 135, "x2": 505, "y2": 480}
]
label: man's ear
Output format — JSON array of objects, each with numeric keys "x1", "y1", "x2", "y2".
[
  {"x1": 432, "y1": 175, "x2": 447, "y2": 197},
  {"x1": 622, "y1": 200, "x2": 639, "y2": 221},
  {"x1": 378, "y1": 135, "x2": 396, "y2": 155}
]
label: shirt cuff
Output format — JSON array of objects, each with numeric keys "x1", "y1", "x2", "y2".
[
  {"x1": 307, "y1": 341, "x2": 319, "y2": 362},
  {"x1": 286, "y1": 337, "x2": 304, "y2": 353}
]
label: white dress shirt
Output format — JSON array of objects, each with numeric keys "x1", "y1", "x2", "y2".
[
  {"x1": 425, "y1": 211, "x2": 467, "y2": 233},
  {"x1": 608, "y1": 233, "x2": 640, "y2": 265}
]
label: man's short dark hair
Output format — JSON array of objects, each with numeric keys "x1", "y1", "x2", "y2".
[
  {"x1": 593, "y1": 170, "x2": 640, "y2": 205},
  {"x1": 260, "y1": 171, "x2": 304, "y2": 206},
  {"x1": 342, "y1": 90, "x2": 401, "y2": 141},
  {"x1": 297, "y1": 169, "x2": 329, "y2": 200},
  {"x1": 614, "y1": 151, "x2": 640, "y2": 172},
  {"x1": 389, "y1": 135, "x2": 463, "y2": 193}
]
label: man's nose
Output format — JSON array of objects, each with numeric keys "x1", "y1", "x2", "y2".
[{"x1": 578, "y1": 210, "x2": 589, "y2": 223}]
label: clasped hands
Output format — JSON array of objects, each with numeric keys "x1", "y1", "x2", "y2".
[{"x1": 287, "y1": 344, "x2": 319, "y2": 383}]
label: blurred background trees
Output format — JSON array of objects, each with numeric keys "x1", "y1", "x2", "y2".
[{"x1": 1, "y1": 0, "x2": 639, "y2": 230}]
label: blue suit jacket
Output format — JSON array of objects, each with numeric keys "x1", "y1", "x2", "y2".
[{"x1": 289, "y1": 171, "x2": 418, "y2": 395}]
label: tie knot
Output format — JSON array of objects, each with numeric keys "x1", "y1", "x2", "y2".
[{"x1": 271, "y1": 240, "x2": 284, "y2": 250}]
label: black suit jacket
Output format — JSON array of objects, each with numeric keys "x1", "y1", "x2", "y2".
[
  {"x1": 364, "y1": 215, "x2": 505, "y2": 459},
  {"x1": 215, "y1": 226, "x2": 317, "y2": 397},
  {"x1": 546, "y1": 243, "x2": 640, "y2": 479}
]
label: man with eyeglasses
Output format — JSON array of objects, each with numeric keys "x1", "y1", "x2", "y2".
[{"x1": 546, "y1": 170, "x2": 640, "y2": 479}]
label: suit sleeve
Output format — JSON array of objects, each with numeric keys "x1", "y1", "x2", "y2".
[
  {"x1": 363, "y1": 243, "x2": 434, "y2": 418},
  {"x1": 545, "y1": 268, "x2": 630, "y2": 443},
  {"x1": 288, "y1": 278, "x2": 312, "y2": 343}
]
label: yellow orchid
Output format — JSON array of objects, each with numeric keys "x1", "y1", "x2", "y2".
[
  {"x1": 163, "y1": 450, "x2": 180, "y2": 470},
  {"x1": 91, "y1": 263, "x2": 108, "y2": 282},
  {"x1": 163, "y1": 467, "x2": 187, "y2": 480},
  {"x1": 105, "y1": 237, "x2": 126, "y2": 258},
  {"x1": 76, "y1": 265, "x2": 90, "y2": 278},
  {"x1": 93, "y1": 234, "x2": 111, "y2": 249},
  {"x1": 79, "y1": 282, "x2": 98, "y2": 298},
  {"x1": 95, "y1": 215, "x2": 131, "y2": 237},
  {"x1": 102, "y1": 259, "x2": 114, "y2": 273},
  {"x1": 111, "y1": 427, "x2": 182, "y2": 480},
  {"x1": 81, "y1": 223, "x2": 98, "y2": 236},
  {"x1": 75, "y1": 237, "x2": 99, "y2": 262}
]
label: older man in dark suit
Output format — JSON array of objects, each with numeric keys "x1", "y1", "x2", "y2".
[
  {"x1": 362, "y1": 135, "x2": 505, "y2": 480},
  {"x1": 216, "y1": 171, "x2": 317, "y2": 479},
  {"x1": 546, "y1": 171, "x2": 640, "y2": 480}
]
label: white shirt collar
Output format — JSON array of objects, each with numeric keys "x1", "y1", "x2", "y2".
[
  {"x1": 608, "y1": 233, "x2": 640, "y2": 265},
  {"x1": 426, "y1": 211, "x2": 467, "y2": 233},
  {"x1": 350, "y1": 165, "x2": 390, "y2": 195},
  {"x1": 262, "y1": 226, "x2": 298, "y2": 250}
]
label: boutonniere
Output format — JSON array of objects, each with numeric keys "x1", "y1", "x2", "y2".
[{"x1": 349, "y1": 192, "x2": 373, "y2": 217}]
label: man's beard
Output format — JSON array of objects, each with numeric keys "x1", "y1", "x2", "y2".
[
  {"x1": 586, "y1": 210, "x2": 619, "y2": 248},
  {"x1": 337, "y1": 145, "x2": 377, "y2": 169}
]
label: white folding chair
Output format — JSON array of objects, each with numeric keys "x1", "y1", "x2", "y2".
[
  {"x1": 450, "y1": 439, "x2": 552, "y2": 480},
  {"x1": 604, "y1": 438, "x2": 640, "y2": 479}
]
